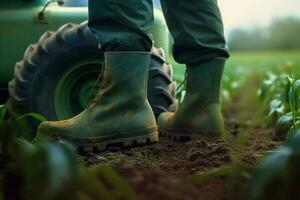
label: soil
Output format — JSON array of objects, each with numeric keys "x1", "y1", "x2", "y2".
[
  {"x1": 78, "y1": 75, "x2": 282, "y2": 200},
  {"x1": 78, "y1": 137, "x2": 231, "y2": 200}
]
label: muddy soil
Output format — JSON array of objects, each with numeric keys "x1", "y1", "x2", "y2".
[
  {"x1": 78, "y1": 76, "x2": 282, "y2": 200},
  {"x1": 78, "y1": 121, "x2": 279, "y2": 200},
  {"x1": 79, "y1": 137, "x2": 231, "y2": 199},
  {"x1": 79, "y1": 137, "x2": 231, "y2": 174}
]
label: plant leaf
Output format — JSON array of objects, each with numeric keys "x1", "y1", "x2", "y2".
[
  {"x1": 249, "y1": 146, "x2": 292, "y2": 200},
  {"x1": 275, "y1": 112, "x2": 293, "y2": 135},
  {"x1": 287, "y1": 75, "x2": 295, "y2": 84},
  {"x1": 286, "y1": 121, "x2": 300, "y2": 141},
  {"x1": 17, "y1": 113, "x2": 47, "y2": 122},
  {"x1": 0, "y1": 104, "x2": 6, "y2": 120},
  {"x1": 268, "y1": 99, "x2": 285, "y2": 123},
  {"x1": 293, "y1": 80, "x2": 300, "y2": 110}
]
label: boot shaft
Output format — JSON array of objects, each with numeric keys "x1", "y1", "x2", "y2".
[
  {"x1": 186, "y1": 58, "x2": 225, "y2": 103},
  {"x1": 157, "y1": 58, "x2": 226, "y2": 138},
  {"x1": 37, "y1": 53, "x2": 158, "y2": 148},
  {"x1": 98, "y1": 52, "x2": 152, "y2": 101}
]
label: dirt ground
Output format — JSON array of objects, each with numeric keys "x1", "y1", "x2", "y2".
[
  {"x1": 78, "y1": 76, "x2": 282, "y2": 200},
  {"x1": 78, "y1": 121, "x2": 279, "y2": 200}
]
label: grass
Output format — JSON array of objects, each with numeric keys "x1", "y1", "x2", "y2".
[
  {"x1": 172, "y1": 50, "x2": 300, "y2": 108},
  {"x1": 172, "y1": 50, "x2": 300, "y2": 82},
  {"x1": 226, "y1": 50, "x2": 300, "y2": 76}
]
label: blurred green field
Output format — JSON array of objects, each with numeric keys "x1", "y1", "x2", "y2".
[
  {"x1": 226, "y1": 50, "x2": 300, "y2": 75},
  {"x1": 173, "y1": 50, "x2": 300, "y2": 82}
]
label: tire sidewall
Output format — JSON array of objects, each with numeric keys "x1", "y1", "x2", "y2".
[{"x1": 31, "y1": 43, "x2": 103, "y2": 120}]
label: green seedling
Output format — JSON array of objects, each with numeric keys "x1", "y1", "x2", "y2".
[
  {"x1": 249, "y1": 131, "x2": 300, "y2": 200},
  {"x1": 0, "y1": 105, "x2": 46, "y2": 159},
  {"x1": 286, "y1": 76, "x2": 300, "y2": 140}
]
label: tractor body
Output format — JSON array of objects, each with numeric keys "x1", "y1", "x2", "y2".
[{"x1": 0, "y1": 0, "x2": 174, "y2": 96}]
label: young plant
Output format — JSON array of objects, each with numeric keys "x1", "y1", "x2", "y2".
[
  {"x1": 0, "y1": 104, "x2": 46, "y2": 159},
  {"x1": 286, "y1": 76, "x2": 300, "y2": 140},
  {"x1": 0, "y1": 104, "x2": 137, "y2": 200},
  {"x1": 258, "y1": 72, "x2": 290, "y2": 124},
  {"x1": 3, "y1": 138, "x2": 137, "y2": 200},
  {"x1": 258, "y1": 72, "x2": 300, "y2": 138},
  {"x1": 249, "y1": 131, "x2": 300, "y2": 200}
]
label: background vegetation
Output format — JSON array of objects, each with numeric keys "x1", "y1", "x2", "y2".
[{"x1": 228, "y1": 17, "x2": 300, "y2": 51}]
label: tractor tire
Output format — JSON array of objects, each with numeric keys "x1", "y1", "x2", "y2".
[{"x1": 8, "y1": 21, "x2": 177, "y2": 121}]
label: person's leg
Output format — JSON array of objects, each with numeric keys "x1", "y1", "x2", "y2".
[
  {"x1": 37, "y1": 0, "x2": 158, "y2": 151},
  {"x1": 160, "y1": 0, "x2": 229, "y2": 64},
  {"x1": 158, "y1": 0, "x2": 229, "y2": 139},
  {"x1": 88, "y1": 0, "x2": 154, "y2": 51}
]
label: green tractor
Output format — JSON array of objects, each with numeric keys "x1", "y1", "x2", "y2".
[{"x1": 0, "y1": 0, "x2": 181, "y2": 122}]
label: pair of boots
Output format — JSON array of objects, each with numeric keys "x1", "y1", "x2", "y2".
[{"x1": 37, "y1": 52, "x2": 225, "y2": 151}]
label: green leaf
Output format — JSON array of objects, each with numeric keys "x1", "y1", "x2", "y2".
[
  {"x1": 286, "y1": 121, "x2": 300, "y2": 141},
  {"x1": 249, "y1": 146, "x2": 292, "y2": 200},
  {"x1": 258, "y1": 83, "x2": 269, "y2": 99},
  {"x1": 259, "y1": 73, "x2": 277, "y2": 99},
  {"x1": 293, "y1": 80, "x2": 300, "y2": 110},
  {"x1": 287, "y1": 130, "x2": 300, "y2": 152},
  {"x1": 17, "y1": 112, "x2": 47, "y2": 122},
  {"x1": 275, "y1": 112, "x2": 293, "y2": 135},
  {"x1": 268, "y1": 99, "x2": 285, "y2": 123},
  {"x1": 287, "y1": 75, "x2": 295, "y2": 84},
  {"x1": 17, "y1": 141, "x2": 77, "y2": 200},
  {"x1": 293, "y1": 79, "x2": 300, "y2": 90},
  {"x1": 222, "y1": 89, "x2": 231, "y2": 103},
  {"x1": 288, "y1": 79, "x2": 300, "y2": 110},
  {"x1": 0, "y1": 105, "x2": 6, "y2": 120},
  {"x1": 0, "y1": 119, "x2": 17, "y2": 158},
  {"x1": 14, "y1": 113, "x2": 46, "y2": 140}
]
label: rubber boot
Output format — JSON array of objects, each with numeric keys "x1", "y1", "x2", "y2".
[
  {"x1": 37, "y1": 52, "x2": 158, "y2": 151},
  {"x1": 158, "y1": 58, "x2": 225, "y2": 140}
]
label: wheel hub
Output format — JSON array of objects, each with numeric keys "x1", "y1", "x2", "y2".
[{"x1": 54, "y1": 60, "x2": 103, "y2": 120}]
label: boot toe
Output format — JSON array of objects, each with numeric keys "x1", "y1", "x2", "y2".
[
  {"x1": 36, "y1": 121, "x2": 68, "y2": 141},
  {"x1": 158, "y1": 112, "x2": 174, "y2": 134}
]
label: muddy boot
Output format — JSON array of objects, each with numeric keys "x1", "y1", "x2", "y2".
[
  {"x1": 158, "y1": 58, "x2": 226, "y2": 140},
  {"x1": 37, "y1": 52, "x2": 158, "y2": 151}
]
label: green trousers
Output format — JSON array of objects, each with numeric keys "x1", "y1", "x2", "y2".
[{"x1": 88, "y1": 0, "x2": 229, "y2": 64}]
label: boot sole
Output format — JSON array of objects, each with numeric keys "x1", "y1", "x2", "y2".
[
  {"x1": 159, "y1": 126, "x2": 223, "y2": 141},
  {"x1": 57, "y1": 129, "x2": 159, "y2": 153},
  {"x1": 79, "y1": 132, "x2": 158, "y2": 153}
]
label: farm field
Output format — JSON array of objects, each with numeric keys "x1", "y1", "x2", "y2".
[
  {"x1": 78, "y1": 50, "x2": 300, "y2": 199},
  {"x1": 173, "y1": 50, "x2": 300, "y2": 82},
  {"x1": 1, "y1": 50, "x2": 300, "y2": 200}
]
